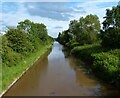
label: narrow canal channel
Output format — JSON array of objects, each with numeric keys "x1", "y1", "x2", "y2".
[{"x1": 4, "y1": 42, "x2": 119, "y2": 96}]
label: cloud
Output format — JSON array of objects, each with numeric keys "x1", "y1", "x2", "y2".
[
  {"x1": 118, "y1": 1, "x2": 120, "y2": 5},
  {"x1": 1, "y1": 1, "x2": 119, "y2": 37},
  {"x1": 75, "y1": 1, "x2": 119, "y2": 24},
  {"x1": 54, "y1": 26, "x2": 63, "y2": 29},
  {"x1": 23, "y1": 2, "x2": 86, "y2": 21}
]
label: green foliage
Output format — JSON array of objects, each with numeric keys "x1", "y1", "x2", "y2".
[
  {"x1": 71, "y1": 44, "x2": 108, "y2": 61},
  {"x1": 2, "y1": 19, "x2": 54, "y2": 93},
  {"x1": 2, "y1": 19, "x2": 53, "y2": 67},
  {"x1": 76, "y1": 14, "x2": 100, "y2": 44},
  {"x1": 56, "y1": 30, "x2": 72, "y2": 45},
  {"x1": 71, "y1": 43, "x2": 120, "y2": 87},
  {"x1": 57, "y1": 5, "x2": 120, "y2": 88},
  {"x1": 2, "y1": 36, "x2": 23, "y2": 66},
  {"x1": 103, "y1": 5, "x2": 120, "y2": 30},
  {"x1": 109, "y1": 49, "x2": 120, "y2": 58},
  {"x1": 66, "y1": 41, "x2": 80, "y2": 49},
  {"x1": 17, "y1": 19, "x2": 50, "y2": 50},
  {"x1": 5, "y1": 28, "x2": 33, "y2": 54},
  {"x1": 2, "y1": 42, "x2": 53, "y2": 93},
  {"x1": 101, "y1": 5, "x2": 120, "y2": 48},
  {"x1": 100, "y1": 28, "x2": 120, "y2": 48},
  {"x1": 17, "y1": 19, "x2": 48, "y2": 41},
  {"x1": 57, "y1": 14, "x2": 101, "y2": 45},
  {"x1": 92, "y1": 52, "x2": 120, "y2": 85}
]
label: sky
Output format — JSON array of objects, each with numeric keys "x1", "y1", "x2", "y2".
[{"x1": 0, "y1": 0, "x2": 120, "y2": 37}]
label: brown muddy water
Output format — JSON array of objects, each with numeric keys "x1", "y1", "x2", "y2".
[{"x1": 4, "y1": 42, "x2": 120, "y2": 96}]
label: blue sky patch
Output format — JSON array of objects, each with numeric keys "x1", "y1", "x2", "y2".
[
  {"x1": 96, "y1": 2, "x2": 118, "y2": 8},
  {"x1": 2, "y1": 2, "x2": 19, "y2": 13}
]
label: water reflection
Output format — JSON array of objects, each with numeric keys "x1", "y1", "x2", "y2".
[{"x1": 4, "y1": 42, "x2": 120, "y2": 96}]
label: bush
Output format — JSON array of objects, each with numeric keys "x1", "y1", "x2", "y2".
[
  {"x1": 2, "y1": 46, "x2": 23, "y2": 67},
  {"x1": 109, "y1": 49, "x2": 120, "y2": 58},
  {"x1": 71, "y1": 43, "x2": 120, "y2": 87},
  {"x1": 92, "y1": 52, "x2": 120, "y2": 85},
  {"x1": 66, "y1": 41, "x2": 80, "y2": 49},
  {"x1": 71, "y1": 44, "x2": 107, "y2": 61}
]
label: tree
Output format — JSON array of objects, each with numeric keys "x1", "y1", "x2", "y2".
[
  {"x1": 69, "y1": 20, "x2": 79, "y2": 40},
  {"x1": 17, "y1": 19, "x2": 48, "y2": 40},
  {"x1": 103, "y1": 5, "x2": 120, "y2": 30},
  {"x1": 69, "y1": 14, "x2": 100, "y2": 45},
  {"x1": 101, "y1": 5, "x2": 120, "y2": 48},
  {"x1": 57, "y1": 14, "x2": 101, "y2": 45},
  {"x1": 17, "y1": 19, "x2": 49, "y2": 49},
  {"x1": 5, "y1": 28, "x2": 33, "y2": 54}
]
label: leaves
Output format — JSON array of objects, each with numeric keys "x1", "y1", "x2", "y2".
[
  {"x1": 103, "y1": 5, "x2": 120, "y2": 30},
  {"x1": 2, "y1": 19, "x2": 53, "y2": 67},
  {"x1": 57, "y1": 14, "x2": 101, "y2": 45}
]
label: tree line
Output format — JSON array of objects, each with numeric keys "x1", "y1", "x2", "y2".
[
  {"x1": 2, "y1": 19, "x2": 53, "y2": 67},
  {"x1": 57, "y1": 5, "x2": 120, "y2": 88},
  {"x1": 57, "y1": 5, "x2": 120, "y2": 49}
]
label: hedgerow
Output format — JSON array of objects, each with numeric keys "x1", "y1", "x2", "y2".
[{"x1": 71, "y1": 44, "x2": 120, "y2": 87}]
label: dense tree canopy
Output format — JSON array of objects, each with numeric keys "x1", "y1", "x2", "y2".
[
  {"x1": 57, "y1": 14, "x2": 101, "y2": 45},
  {"x1": 2, "y1": 19, "x2": 53, "y2": 67},
  {"x1": 103, "y1": 5, "x2": 120, "y2": 30},
  {"x1": 101, "y1": 5, "x2": 120, "y2": 48}
]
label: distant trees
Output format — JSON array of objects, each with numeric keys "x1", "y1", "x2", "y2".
[
  {"x1": 101, "y1": 5, "x2": 120, "y2": 48},
  {"x1": 2, "y1": 19, "x2": 53, "y2": 67},
  {"x1": 57, "y1": 14, "x2": 101, "y2": 45},
  {"x1": 17, "y1": 19, "x2": 49, "y2": 50},
  {"x1": 56, "y1": 4, "x2": 120, "y2": 88},
  {"x1": 17, "y1": 19, "x2": 48, "y2": 41},
  {"x1": 57, "y1": 5, "x2": 120, "y2": 49}
]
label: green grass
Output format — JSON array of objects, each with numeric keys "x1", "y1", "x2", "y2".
[{"x1": 1, "y1": 41, "x2": 53, "y2": 94}]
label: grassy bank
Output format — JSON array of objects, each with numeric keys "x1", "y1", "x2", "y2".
[
  {"x1": 71, "y1": 44, "x2": 120, "y2": 88},
  {"x1": 1, "y1": 41, "x2": 53, "y2": 94}
]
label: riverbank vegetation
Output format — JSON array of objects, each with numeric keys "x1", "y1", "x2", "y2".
[
  {"x1": 57, "y1": 5, "x2": 120, "y2": 88},
  {"x1": 1, "y1": 20, "x2": 54, "y2": 93}
]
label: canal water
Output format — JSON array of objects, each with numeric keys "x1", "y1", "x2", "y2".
[{"x1": 4, "y1": 42, "x2": 120, "y2": 96}]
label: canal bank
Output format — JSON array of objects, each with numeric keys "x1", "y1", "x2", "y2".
[
  {"x1": 1, "y1": 42, "x2": 53, "y2": 97},
  {"x1": 3, "y1": 42, "x2": 120, "y2": 96}
]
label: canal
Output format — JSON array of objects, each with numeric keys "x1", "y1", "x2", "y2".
[{"x1": 4, "y1": 41, "x2": 120, "y2": 96}]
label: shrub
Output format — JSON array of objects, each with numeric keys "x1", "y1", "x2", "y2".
[
  {"x1": 71, "y1": 44, "x2": 107, "y2": 61},
  {"x1": 109, "y1": 49, "x2": 120, "y2": 58},
  {"x1": 66, "y1": 41, "x2": 80, "y2": 49},
  {"x1": 2, "y1": 46, "x2": 23, "y2": 67},
  {"x1": 71, "y1": 43, "x2": 120, "y2": 87},
  {"x1": 92, "y1": 52, "x2": 120, "y2": 85}
]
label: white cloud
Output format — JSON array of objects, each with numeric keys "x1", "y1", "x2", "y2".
[
  {"x1": 1, "y1": 1, "x2": 119, "y2": 37},
  {"x1": 72, "y1": 1, "x2": 117, "y2": 29},
  {"x1": 2, "y1": 3, "x2": 69, "y2": 37}
]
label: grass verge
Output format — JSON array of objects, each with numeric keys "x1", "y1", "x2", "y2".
[{"x1": 1, "y1": 41, "x2": 53, "y2": 94}]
